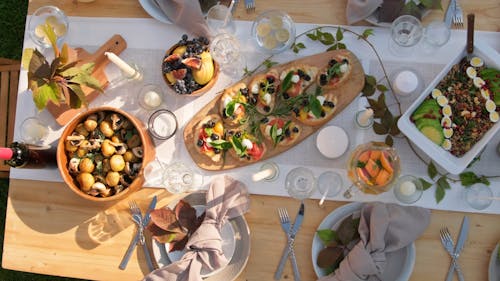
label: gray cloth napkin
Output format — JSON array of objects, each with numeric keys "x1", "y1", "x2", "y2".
[
  {"x1": 346, "y1": 0, "x2": 383, "y2": 24},
  {"x1": 318, "y1": 202, "x2": 430, "y2": 281},
  {"x1": 143, "y1": 175, "x2": 250, "y2": 281},
  {"x1": 154, "y1": 0, "x2": 211, "y2": 37}
]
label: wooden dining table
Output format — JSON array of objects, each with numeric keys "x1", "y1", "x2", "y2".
[{"x1": 3, "y1": 1, "x2": 500, "y2": 280}]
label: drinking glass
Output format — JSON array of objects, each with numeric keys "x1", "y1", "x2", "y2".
[
  {"x1": 162, "y1": 162, "x2": 204, "y2": 194},
  {"x1": 421, "y1": 20, "x2": 451, "y2": 54},
  {"x1": 28, "y1": 6, "x2": 69, "y2": 49},
  {"x1": 206, "y1": 3, "x2": 235, "y2": 35},
  {"x1": 209, "y1": 33, "x2": 245, "y2": 79},
  {"x1": 147, "y1": 109, "x2": 178, "y2": 140},
  {"x1": 464, "y1": 183, "x2": 493, "y2": 210},
  {"x1": 389, "y1": 15, "x2": 423, "y2": 57},
  {"x1": 20, "y1": 117, "x2": 49, "y2": 145},
  {"x1": 138, "y1": 84, "x2": 164, "y2": 111},
  {"x1": 317, "y1": 171, "x2": 343, "y2": 206},
  {"x1": 393, "y1": 175, "x2": 423, "y2": 204},
  {"x1": 285, "y1": 167, "x2": 316, "y2": 200}
]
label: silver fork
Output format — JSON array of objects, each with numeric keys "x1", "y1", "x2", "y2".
[
  {"x1": 244, "y1": 0, "x2": 255, "y2": 12},
  {"x1": 453, "y1": 0, "x2": 464, "y2": 27},
  {"x1": 130, "y1": 201, "x2": 155, "y2": 272},
  {"x1": 439, "y1": 227, "x2": 465, "y2": 281},
  {"x1": 276, "y1": 208, "x2": 300, "y2": 281}
]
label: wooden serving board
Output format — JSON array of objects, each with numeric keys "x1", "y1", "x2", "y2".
[
  {"x1": 183, "y1": 50, "x2": 365, "y2": 171},
  {"x1": 46, "y1": 34, "x2": 127, "y2": 125}
]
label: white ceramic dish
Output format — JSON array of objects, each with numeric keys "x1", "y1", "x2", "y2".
[
  {"x1": 489, "y1": 243, "x2": 500, "y2": 281},
  {"x1": 311, "y1": 202, "x2": 416, "y2": 280},
  {"x1": 151, "y1": 192, "x2": 250, "y2": 281},
  {"x1": 397, "y1": 42, "x2": 500, "y2": 174},
  {"x1": 139, "y1": 0, "x2": 171, "y2": 24}
]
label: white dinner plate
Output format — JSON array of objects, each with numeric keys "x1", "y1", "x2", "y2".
[
  {"x1": 311, "y1": 202, "x2": 416, "y2": 280},
  {"x1": 489, "y1": 244, "x2": 500, "y2": 281},
  {"x1": 151, "y1": 191, "x2": 250, "y2": 281},
  {"x1": 139, "y1": 0, "x2": 172, "y2": 24}
]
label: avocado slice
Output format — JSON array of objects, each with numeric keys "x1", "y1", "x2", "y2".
[
  {"x1": 420, "y1": 121, "x2": 445, "y2": 145},
  {"x1": 412, "y1": 99, "x2": 442, "y2": 121},
  {"x1": 415, "y1": 118, "x2": 441, "y2": 131}
]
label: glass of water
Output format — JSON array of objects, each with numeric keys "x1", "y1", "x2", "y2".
[
  {"x1": 464, "y1": 183, "x2": 493, "y2": 210},
  {"x1": 162, "y1": 162, "x2": 204, "y2": 194},
  {"x1": 389, "y1": 15, "x2": 423, "y2": 57},
  {"x1": 285, "y1": 167, "x2": 316, "y2": 200},
  {"x1": 209, "y1": 32, "x2": 245, "y2": 79},
  {"x1": 421, "y1": 20, "x2": 451, "y2": 54}
]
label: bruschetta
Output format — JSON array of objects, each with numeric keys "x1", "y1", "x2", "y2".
[
  {"x1": 279, "y1": 65, "x2": 318, "y2": 99},
  {"x1": 248, "y1": 70, "x2": 280, "y2": 114},
  {"x1": 193, "y1": 114, "x2": 231, "y2": 163},
  {"x1": 259, "y1": 116, "x2": 301, "y2": 147},
  {"x1": 227, "y1": 129, "x2": 266, "y2": 163}
]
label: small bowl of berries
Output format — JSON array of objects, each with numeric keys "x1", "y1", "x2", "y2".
[{"x1": 162, "y1": 34, "x2": 219, "y2": 96}]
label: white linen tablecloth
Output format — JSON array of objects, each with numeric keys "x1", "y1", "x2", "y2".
[{"x1": 12, "y1": 16, "x2": 500, "y2": 214}]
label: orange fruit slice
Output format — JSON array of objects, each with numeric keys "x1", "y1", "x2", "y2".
[
  {"x1": 375, "y1": 169, "x2": 391, "y2": 186},
  {"x1": 369, "y1": 150, "x2": 381, "y2": 161},
  {"x1": 356, "y1": 167, "x2": 372, "y2": 185},
  {"x1": 358, "y1": 150, "x2": 371, "y2": 163},
  {"x1": 380, "y1": 151, "x2": 394, "y2": 174},
  {"x1": 365, "y1": 158, "x2": 381, "y2": 179}
]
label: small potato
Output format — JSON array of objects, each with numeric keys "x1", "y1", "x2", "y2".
[
  {"x1": 77, "y1": 148, "x2": 88, "y2": 158},
  {"x1": 101, "y1": 139, "x2": 116, "y2": 157},
  {"x1": 111, "y1": 135, "x2": 122, "y2": 143},
  {"x1": 106, "y1": 171, "x2": 120, "y2": 187},
  {"x1": 100, "y1": 120, "x2": 114, "y2": 138},
  {"x1": 84, "y1": 119, "x2": 98, "y2": 132},
  {"x1": 65, "y1": 140, "x2": 78, "y2": 152},
  {"x1": 110, "y1": 155, "x2": 125, "y2": 172},
  {"x1": 77, "y1": 172, "x2": 95, "y2": 192},
  {"x1": 123, "y1": 150, "x2": 137, "y2": 162},
  {"x1": 79, "y1": 158, "x2": 95, "y2": 173}
]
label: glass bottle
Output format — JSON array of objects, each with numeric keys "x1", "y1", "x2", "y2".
[{"x1": 0, "y1": 142, "x2": 57, "y2": 168}]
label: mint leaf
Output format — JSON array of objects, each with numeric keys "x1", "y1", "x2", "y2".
[{"x1": 428, "y1": 161, "x2": 437, "y2": 179}]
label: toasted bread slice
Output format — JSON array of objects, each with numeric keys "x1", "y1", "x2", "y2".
[{"x1": 193, "y1": 114, "x2": 226, "y2": 163}]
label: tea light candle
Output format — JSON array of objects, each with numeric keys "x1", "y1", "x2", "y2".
[
  {"x1": 104, "y1": 52, "x2": 141, "y2": 80},
  {"x1": 357, "y1": 109, "x2": 374, "y2": 127},
  {"x1": 393, "y1": 70, "x2": 419, "y2": 96},
  {"x1": 143, "y1": 90, "x2": 162, "y2": 108},
  {"x1": 400, "y1": 180, "x2": 417, "y2": 196},
  {"x1": 252, "y1": 162, "x2": 279, "y2": 182}
]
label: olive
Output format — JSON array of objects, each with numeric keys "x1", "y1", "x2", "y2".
[
  {"x1": 211, "y1": 133, "x2": 219, "y2": 140},
  {"x1": 264, "y1": 106, "x2": 271, "y2": 112},
  {"x1": 266, "y1": 76, "x2": 275, "y2": 83},
  {"x1": 214, "y1": 148, "x2": 221, "y2": 154},
  {"x1": 293, "y1": 127, "x2": 299, "y2": 133},
  {"x1": 197, "y1": 139, "x2": 204, "y2": 147},
  {"x1": 283, "y1": 93, "x2": 290, "y2": 99}
]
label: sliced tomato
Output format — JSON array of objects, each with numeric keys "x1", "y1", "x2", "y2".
[
  {"x1": 286, "y1": 80, "x2": 302, "y2": 97},
  {"x1": 328, "y1": 76, "x2": 340, "y2": 86},
  {"x1": 247, "y1": 143, "x2": 264, "y2": 160},
  {"x1": 268, "y1": 118, "x2": 285, "y2": 128}
]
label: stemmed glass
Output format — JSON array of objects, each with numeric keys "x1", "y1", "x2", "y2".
[{"x1": 389, "y1": 15, "x2": 423, "y2": 57}]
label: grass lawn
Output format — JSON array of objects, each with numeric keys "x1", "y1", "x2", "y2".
[{"x1": 0, "y1": 1, "x2": 86, "y2": 280}]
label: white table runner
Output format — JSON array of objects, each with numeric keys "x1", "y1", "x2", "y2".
[{"x1": 11, "y1": 16, "x2": 500, "y2": 214}]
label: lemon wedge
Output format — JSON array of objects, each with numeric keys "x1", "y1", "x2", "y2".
[
  {"x1": 269, "y1": 15, "x2": 283, "y2": 28},
  {"x1": 442, "y1": 139, "x2": 452, "y2": 150},
  {"x1": 432, "y1": 88, "x2": 442, "y2": 99},
  {"x1": 262, "y1": 35, "x2": 278, "y2": 50},
  {"x1": 274, "y1": 28, "x2": 290, "y2": 42},
  {"x1": 470, "y1": 56, "x2": 484, "y2": 67},
  {"x1": 256, "y1": 22, "x2": 271, "y2": 37}
]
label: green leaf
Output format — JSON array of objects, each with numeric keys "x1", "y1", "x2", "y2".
[
  {"x1": 225, "y1": 101, "x2": 236, "y2": 117},
  {"x1": 22, "y1": 48, "x2": 34, "y2": 70},
  {"x1": 361, "y1": 84, "x2": 375, "y2": 96},
  {"x1": 337, "y1": 216, "x2": 360, "y2": 245},
  {"x1": 420, "y1": 0, "x2": 442, "y2": 9},
  {"x1": 373, "y1": 121, "x2": 388, "y2": 134},
  {"x1": 279, "y1": 71, "x2": 293, "y2": 95},
  {"x1": 365, "y1": 75, "x2": 376, "y2": 86},
  {"x1": 231, "y1": 135, "x2": 245, "y2": 156},
  {"x1": 360, "y1": 29, "x2": 374, "y2": 40},
  {"x1": 337, "y1": 43, "x2": 346, "y2": 50},
  {"x1": 427, "y1": 161, "x2": 437, "y2": 179},
  {"x1": 317, "y1": 229, "x2": 338, "y2": 245},
  {"x1": 381, "y1": 109, "x2": 394, "y2": 130},
  {"x1": 437, "y1": 176, "x2": 451, "y2": 190},
  {"x1": 306, "y1": 33, "x2": 318, "y2": 40},
  {"x1": 385, "y1": 135, "x2": 393, "y2": 146},
  {"x1": 270, "y1": 124, "x2": 279, "y2": 145},
  {"x1": 41, "y1": 22, "x2": 58, "y2": 52},
  {"x1": 209, "y1": 139, "x2": 232, "y2": 150},
  {"x1": 310, "y1": 95, "x2": 323, "y2": 118},
  {"x1": 419, "y1": 178, "x2": 433, "y2": 190},
  {"x1": 459, "y1": 172, "x2": 490, "y2": 187},
  {"x1": 327, "y1": 44, "x2": 338, "y2": 51},
  {"x1": 60, "y1": 66, "x2": 82, "y2": 77},
  {"x1": 435, "y1": 184, "x2": 445, "y2": 203},
  {"x1": 335, "y1": 27, "x2": 344, "y2": 41},
  {"x1": 263, "y1": 59, "x2": 278, "y2": 69},
  {"x1": 376, "y1": 84, "x2": 388, "y2": 92},
  {"x1": 33, "y1": 83, "x2": 59, "y2": 110},
  {"x1": 67, "y1": 83, "x2": 87, "y2": 108},
  {"x1": 389, "y1": 116, "x2": 401, "y2": 136},
  {"x1": 319, "y1": 32, "x2": 335, "y2": 45},
  {"x1": 292, "y1": 42, "x2": 306, "y2": 53},
  {"x1": 402, "y1": 1, "x2": 421, "y2": 18}
]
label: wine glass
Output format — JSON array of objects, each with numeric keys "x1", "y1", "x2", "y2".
[
  {"x1": 285, "y1": 167, "x2": 316, "y2": 200},
  {"x1": 389, "y1": 15, "x2": 423, "y2": 57}
]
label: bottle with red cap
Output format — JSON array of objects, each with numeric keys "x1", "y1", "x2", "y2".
[{"x1": 0, "y1": 142, "x2": 57, "y2": 169}]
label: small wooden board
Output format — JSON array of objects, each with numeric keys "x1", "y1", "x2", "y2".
[
  {"x1": 46, "y1": 34, "x2": 127, "y2": 125},
  {"x1": 183, "y1": 50, "x2": 365, "y2": 171}
]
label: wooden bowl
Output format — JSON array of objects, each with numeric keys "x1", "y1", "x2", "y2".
[
  {"x1": 162, "y1": 43, "x2": 220, "y2": 97},
  {"x1": 57, "y1": 107, "x2": 155, "y2": 202}
]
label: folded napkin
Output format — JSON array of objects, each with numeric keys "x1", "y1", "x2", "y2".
[
  {"x1": 143, "y1": 175, "x2": 250, "y2": 281},
  {"x1": 318, "y1": 202, "x2": 430, "y2": 281},
  {"x1": 346, "y1": 0, "x2": 383, "y2": 25},
  {"x1": 154, "y1": 0, "x2": 211, "y2": 38}
]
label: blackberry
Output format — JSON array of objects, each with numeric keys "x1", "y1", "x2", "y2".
[
  {"x1": 213, "y1": 148, "x2": 221, "y2": 154},
  {"x1": 264, "y1": 106, "x2": 271, "y2": 112},
  {"x1": 196, "y1": 139, "x2": 204, "y2": 147},
  {"x1": 292, "y1": 127, "x2": 299, "y2": 133},
  {"x1": 261, "y1": 117, "x2": 269, "y2": 123},
  {"x1": 211, "y1": 133, "x2": 219, "y2": 140},
  {"x1": 174, "y1": 80, "x2": 188, "y2": 95}
]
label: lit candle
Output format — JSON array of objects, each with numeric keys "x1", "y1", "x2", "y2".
[
  {"x1": 252, "y1": 162, "x2": 278, "y2": 182},
  {"x1": 104, "y1": 52, "x2": 141, "y2": 80},
  {"x1": 400, "y1": 180, "x2": 416, "y2": 196},
  {"x1": 358, "y1": 108, "x2": 374, "y2": 127},
  {"x1": 143, "y1": 91, "x2": 162, "y2": 108},
  {"x1": 393, "y1": 70, "x2": 418, "y2": 96}
]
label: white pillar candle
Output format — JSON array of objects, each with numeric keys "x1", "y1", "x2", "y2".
[
  {"x1": 104, "y1": 52, "x2": 139, "y2": 79},
  {"x1": 358, "y1": 108, "x2": 374, "y2": 127},
  {"x1": 393, "y1": 70, "x2": 418, "y2": 95}
]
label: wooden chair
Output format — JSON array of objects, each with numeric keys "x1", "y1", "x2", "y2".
[{"x1": 0, "y1": 58, "x2": 21, "y2": 178}]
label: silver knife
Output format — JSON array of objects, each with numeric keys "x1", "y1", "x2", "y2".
[
  {"x1": 119, "y1": 196, "x2": 158, "y2": 270},
  {"x1": 444, "y1": 0, "x2": 456, "y2": 28},
  {"x1": 275, "y1": 202, "x2": 304, "y2": 281},
  {"x1": 446, "y1": 216, "x2": 469, "y2": 281}
]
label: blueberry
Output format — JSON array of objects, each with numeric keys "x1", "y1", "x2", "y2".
[
  {"x1": 211, "y1": 133, "x2": 219, "y2": 140},
  {"x1": 261, "y1": 117, "x2": 269, "y2": 123},
  {"x1": 213, "y1": 148, "x2": 221, "y2": 154},
  {"x1": 292, "y1": 127, "x2": 299, "y2": 133},
  {"x1": 264, "y1": 106, "x2": 271, "y2": 112},
  {"x1": 266, "y1": 76, "x2": 275, "y2": 83},
  {"x1": 283, "y1": 93, "x2": 290, "y2": 99}
]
